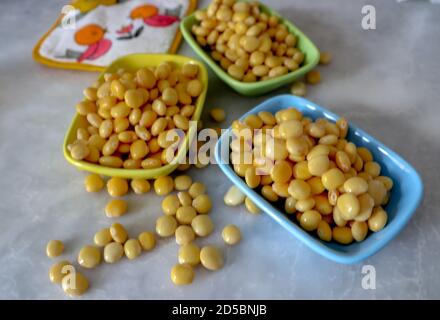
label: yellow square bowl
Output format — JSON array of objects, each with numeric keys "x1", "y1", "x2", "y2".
[{"x1": 63, "y1": 53, "x2": 208, "y2": 179}]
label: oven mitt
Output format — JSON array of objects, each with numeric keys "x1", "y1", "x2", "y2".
[{"x1": 33, "y1": 0, "x2": 197, "y2": 71}]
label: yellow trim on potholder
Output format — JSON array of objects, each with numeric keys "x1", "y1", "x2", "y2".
[{"x1": 33, "y1": 0, "x2": 198, "y2": 72}]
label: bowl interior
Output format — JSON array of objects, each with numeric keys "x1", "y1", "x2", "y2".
[
  {"x1": 63, "y1": 53, "x2": 208, "y2": 179},
  {"x1": 215, "y1": 94, "x2": 423, "y2": 263},
  {"x1": 180, "y1": 2, "x2": 320, "y2": 96}
]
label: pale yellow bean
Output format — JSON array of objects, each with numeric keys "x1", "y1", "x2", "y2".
[
  {"x1": 210, "y1": 108, "x2": 226, "y2": 122},
  {"x1": 224, "y1": 185, "x2": 245, "y2": 206},
  {"x1": 175, "y1": 225, "x2": 196, "y2": 246},
  {"x1": 102, "y1": 135, "x2": 119, "y2": 156},
  {"x1": 288, "y1": 179, "x2": 311, "y2": 200},
  {"x1": 130, "y1": 140, "x2": 149, "y2": 160},
  {"x1": 182, "y1": 62, "x2": 199, "y2": 78},
  {"x1": 187, "y1": 79, "x2": 203, "y2": 97},
  {"x1": 364, "y1": 161, "x2": 381, "y2": 177},
  {"x1": 337, "y1": 193, "x2": 360, "y2": 220},
  {"x1": 76, "y1": 101, "x2": 97, "y2": 116},
  {"x1": 368, "y1": 206, "x2": 388, "y2": 232},
  {"x1": 154, "y1": 176, "x2": 174, "y2": 196},
  {"x1": 321, "y1": 168, "x2": 345, "y2": 190},
  {"x1": 124, "y1": 239, "x2": 142, "y2": 260},
  {"x1": 245, "y1": 197, "x2": 260, "y2": 214},
  {"x1": 295, "y1": 198, "x2": 316, "y2": 212},
  {"x1": 77, "y1": 128, "x2": 90, "y2": 141},
  {"x1": 131, "y1": 179, "x2": 150, "y2": 194},
  {"x1": 94, "y1": 228, "x2": 112, "y2": 247},
  {"x1": 155, "y1": 62, "x2": 172, "y2": 80},
  {"x1": 306, "y1": 70, "x2": 321, "y2": 84},
  {"x1": 49, "y1": 260, "x2": 71, "y2": 283},
  {"x1": 368, "y1": 179, "x2": 387, "y2": 206},
  {"x1": 176, "y1": 206, "x2": 197, "y2": 225},
  {"x1": 314, "y1": 194, "x2": 333, "y2": 215},
  {"x1": 62, "y1": 271, "x2": 89, "y2": 297},
  {"x1": 107, "y1": 177, "x2": 128, "y2": 197},
  {"x1": 376, "y1": 176, "x2": 394, "y2": 191},
  {"x1": 189, "y1": 182, "x2": 206, "y2": 198},
  {"x1": 343, "y1": 177, "x2": 368, "y2": 195},
  {"x1": 333, "y1": 206, "x2": 347, "y2": 227},
  {"x1": 279, "y1": 119, "x2": 303, "y2": 139},
  {"x1": 150, "y1": 117, "x2": 168, "y2": 136},
  {"x1": 222, "y1": 224, "x2": 241, "y2": 245},
  {"x1": 268, "y1": 66, "x2": 288, "y2": 78},
  {"x1": 136, "y1": 68, "x2": 156, "y2": 89},
  {"x1": 138, "y1": 231, "x2": 156, "y2": 251},
  {"x1": 308, "y1": 176, "x2": 325, "y2": 195},
  {"x1": 319, "y1": 52, "x2": 332, "y2": 65},
  {"x1": 300, "y1": 210, "x2": 321, "y2": 231},
  {"x1": 162, "y1": 194, "x2": 180, "y2": 216},
  {"x1": 152, "y1": 99, "x2": 166, "y2": 116},
  {"x1": 317, "y1": 220, "x2": 332, "y2": 242},
  {"x1": 70, "y1": 142, "x2": 90, "y2": 160},
  {"x1": 111, "y1": 102, "x2": 131, "y2": 119},
  {"x1": 46, "y1": 240, "x2": 64, "y2": 258},
  {"x1": 77, "y1": 245, "x2": 101, "y2": 269},
  {"x1": 171, "y1": 264, "x2": 195, "y2": 286},
  {"x1": 192, "y1": 194, "x2": 212, "y2": 214},
  {"x1": 105, "y1": 199, "x2": 128, "y2": 217},
  {"x1": 141, "y1": 157, "x2": 162, "y2": 169},
  {"x1": 352, "y1": 221, "x2": 368, "y2": 242},
  {"x1": 84, "y1": 174, "x2": 104, "y2": 192},
  {"x1": 191, "y1": 215, "x2": 214, "y2": 237},
  {"x1": 103, "y1": 242, "x2": 124, "y2": 263},
  {"x1": 262, "y1": 185, "x2": 279, "y2": 202},
  {"x1": 290, "y1": 81, "x2": 307, "y2": 96},
  {"x1": 332, "y1": 226, "x2": 353, "y2": 244},
  {"x1": 357, "y1": 147, "x2": 373, "y2": 163},
  {"x1": 156, "y1": 215, "x2": 178, "y2": 237},
  {"x1": 177, "y1": 191, "x2": 193, "y2": 207},
  {"x1": 110, "y1": 223, "x2": 128, "y2": 243},
  {"x1": 200, "y1": 245, "x2": 224, "y2": 271}
]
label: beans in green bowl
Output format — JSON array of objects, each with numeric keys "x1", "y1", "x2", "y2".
[{"x1": 180, "y1": 0, "x2": 320, "y2": 96}]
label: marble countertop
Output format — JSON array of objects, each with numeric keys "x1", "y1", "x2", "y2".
[{"x1": 1, "y1": 0, "x2": 439, "y2": 299}]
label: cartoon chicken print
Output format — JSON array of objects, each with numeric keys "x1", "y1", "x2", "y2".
[
  {"x1": 138, "y1": 4, "x2": 180, "y2": 27},
  {"x1": 74, "y1": 24, "x2": 112, "y2": 62},
  {"x1": 116, "y1": 3, "x2": 182, "y2": 40},
  {"x1": 56, "y1": 23, "x2": 112, "y2": 62}
]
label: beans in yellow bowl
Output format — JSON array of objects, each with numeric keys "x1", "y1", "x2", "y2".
[{"x1": 63, "y1": 54, "x2": 208, "y2": 179}]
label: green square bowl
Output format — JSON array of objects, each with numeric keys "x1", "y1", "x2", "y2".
[{"x1": 180, "y1": 1, "x2": 320, "y2": 96}]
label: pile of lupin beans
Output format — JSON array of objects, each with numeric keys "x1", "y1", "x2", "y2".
[
  {"x1": 192, "y1": 0, "x2": 307, "y2": 82},
  {"x1": 46, "y1": 173, "x2": 242, "y2": 296},
  {"x1": 224, "y1": 107, "x2": 393, "y2": 244},
  {"x1": 47, "y1": 223, "x2": 157, "y2": 297},
  {"x1": 67, "y1": 61, "x2": 204, "y2": 169}
]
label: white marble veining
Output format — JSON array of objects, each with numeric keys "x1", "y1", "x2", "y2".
[{"x1": 0, "y1": 0, "x2": 439, "y2": 299}]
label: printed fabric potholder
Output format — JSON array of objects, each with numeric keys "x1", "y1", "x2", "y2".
[{"x1": 33, "y1": 0, "x2": 197, "y2": 71}]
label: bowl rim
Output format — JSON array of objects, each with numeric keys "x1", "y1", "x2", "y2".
[
  {"x1": 180, "y1": 1, "x2": 320, "y2": 93},
  {"x1": 214, "y1": 94, "x2": 424, "y2": 264},
  {"x1": 63, "y1": 53, "x2": 208, "y2": 179}
]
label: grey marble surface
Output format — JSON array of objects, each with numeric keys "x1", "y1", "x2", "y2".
[{"x1": 0, "y1": 0, "x2": 439, "y2": 299}]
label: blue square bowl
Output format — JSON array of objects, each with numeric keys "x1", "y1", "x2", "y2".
[{"x1": 214, "y1": 94, "x2": 424, "y2": 264}]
